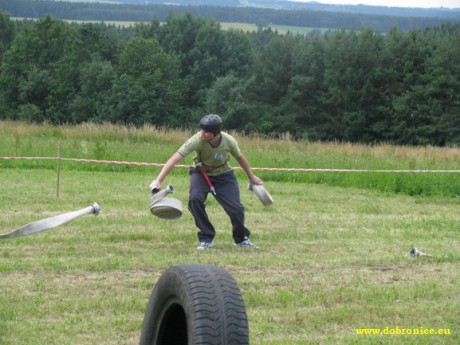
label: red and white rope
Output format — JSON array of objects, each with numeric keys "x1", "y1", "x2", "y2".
[{"x1": 1, "y1": 156, "x2": 459, "y2": 173}]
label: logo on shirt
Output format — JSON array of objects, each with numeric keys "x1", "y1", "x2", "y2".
[{"x1": 214, "y1": 153, "x2": 223, "y2": 161}]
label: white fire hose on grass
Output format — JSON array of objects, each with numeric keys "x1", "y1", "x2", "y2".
[{"x1": 0, "y1": 203, "x2": 100, "y2": 239}]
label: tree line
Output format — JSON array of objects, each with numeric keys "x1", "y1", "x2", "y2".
[
  {"x1": 0, "y1": 12, "x2": 459, "y2": 146},
  {"x1": 1, "y1": 0, "x2": 459, "y2": 32}
]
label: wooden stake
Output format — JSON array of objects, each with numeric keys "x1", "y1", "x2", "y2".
[{"x1": 56, "y1": 139, "x2": 61, "y2": 198}]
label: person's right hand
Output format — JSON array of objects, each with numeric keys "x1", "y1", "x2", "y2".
[{"x1": 149, "y1": 179, "x2": 161, "y2": 193}]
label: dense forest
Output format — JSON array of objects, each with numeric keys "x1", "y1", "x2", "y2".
[
  {"x1": 0, "y1": 11, "x2": 459, "y2": 145},
  {"x1": 2, "y1": 0, "x2": 460, "y2": 32}
]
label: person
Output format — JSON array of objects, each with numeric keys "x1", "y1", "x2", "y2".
[{"x1": 150, "y1": 114, "x2": 263, "y2": 250}]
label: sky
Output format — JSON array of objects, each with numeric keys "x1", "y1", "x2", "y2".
[{"x1": 293, "y1": 1, "x2": 460, "y2": 8}]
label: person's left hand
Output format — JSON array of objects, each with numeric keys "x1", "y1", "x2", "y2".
[{"x1": 249, "y1": 175, "x2": 263, "y2": 186}]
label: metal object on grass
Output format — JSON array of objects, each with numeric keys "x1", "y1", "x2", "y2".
[{"x1": 410, "y1": 247, "x2": 432, "y2": 257}]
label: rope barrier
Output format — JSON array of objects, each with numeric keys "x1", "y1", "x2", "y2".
[{"x1": 1, "y1": 156, "x2": 459, "y2": 173}]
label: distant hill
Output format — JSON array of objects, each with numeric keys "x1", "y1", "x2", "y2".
[
  {"x1": 94, "y1": 0, "x2": 460, "y2": 18},
  {"x1": 4, "y1": 0, "x2": 460, "y2": 31}
]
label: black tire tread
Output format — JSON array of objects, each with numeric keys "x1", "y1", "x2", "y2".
[{"x1": 140, "y1": 263, "x2": 249, "y2": 345}]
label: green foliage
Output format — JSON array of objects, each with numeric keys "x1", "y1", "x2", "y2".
[
  {"x1": 111, "y1": 36, "x2": 184, "y2": 126},
  {"x1": 0, "y1": 11, "x2": 15, "y2": 62},
  {"x1": 0, "y1": 13, "x2": 459, "y2": 145},
  {"x1": 205, "y1": 74, "x2": 260, "y2": 132}
]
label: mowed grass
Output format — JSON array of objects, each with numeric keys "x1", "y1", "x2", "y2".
[
  {"x1": 0, "y1": 137, "x2": 459, "y2": 343},
  {"x1": 0, "y1": 122, "x2": 459, "y2": 344}
]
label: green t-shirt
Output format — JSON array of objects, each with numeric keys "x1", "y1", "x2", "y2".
[{"x1": 178, "y1": 132, "x2": 241, "y2": 176}]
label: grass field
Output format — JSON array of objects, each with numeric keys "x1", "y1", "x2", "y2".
[
  {"x1": 0, "y1": 121, "x2": 459, "y2": 344},
  {"x1": 1, "y1": 121, "x2": 459, "y2": 198},
  {"x1": 268, "y1": 24, "x2": 332, "y2": 35},
  {"x1": 12, "y1": 16, "x2": 331, "y2": 34}
]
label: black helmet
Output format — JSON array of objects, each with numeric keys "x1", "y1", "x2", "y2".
[{"x1": 199, "y1": 114, "x2": 222, "y2": 134}]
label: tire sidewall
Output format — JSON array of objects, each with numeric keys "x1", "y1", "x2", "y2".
[
  {"x1": 140, "y1": 264, "x2": 249, "y2": 345},
  {"x1": 140, "y1": 270, "x2": 191, "y2": 345}
]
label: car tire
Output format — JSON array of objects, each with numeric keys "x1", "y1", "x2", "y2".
[{"x1": 139, "y1": 263, "x2": 249, "y2": 345}]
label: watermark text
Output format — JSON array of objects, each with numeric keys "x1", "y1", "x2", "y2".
[{"x1": 356, "y1": 327, "x2": 451, "y2": 336}]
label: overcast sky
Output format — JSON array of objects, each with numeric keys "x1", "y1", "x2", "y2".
[{"x1": 294, "y1": 1, "x2": 460, "y2": 8}]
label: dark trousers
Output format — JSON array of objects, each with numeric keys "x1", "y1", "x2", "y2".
[{"x1": 188, "y1": 168, "x2": 250, "y2": 244}]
